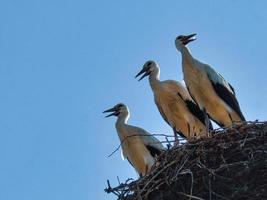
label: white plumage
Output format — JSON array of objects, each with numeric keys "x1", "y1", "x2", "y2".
[
  {"x1": 136, "y1": 61, "x2": 212, "y2": 144},
  {"x1": 175, "y1": 34, "x2": 245, "y2": 127},
  {"x1": 103, "y1": 103, "x2": 165, "y2": 176}
]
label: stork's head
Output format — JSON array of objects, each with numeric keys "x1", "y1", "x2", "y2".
[
  {"x1": 103, "y1": 103, "x2": 129, "y2": 118},
  {"x1": 175, "y1": 33, "x2": 197, "y2": 51},
  {"x1": 135, "y1": 60, "x2": 159, "y2": 81}
]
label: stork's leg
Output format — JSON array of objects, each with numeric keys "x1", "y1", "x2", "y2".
[
  {"x1": 203, "y1": 108, "x2": 210, "y2": 137},
  {"x1": 173, "y1": 128, "x2": 179, "y2": 146}
]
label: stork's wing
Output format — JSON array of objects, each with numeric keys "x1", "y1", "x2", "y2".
[
  {"x1": 177, "y1": 93, "x2": 213, "y2": 130},
  {"x1": 138, "y1": 129, "x2": 166, "y2": 152},
  {"x1": 205, "y1": 65, "x2": 245, "y2": 121},
  {"x1": 185, "y1": 99, "x2": 205, "y2": 125},
  {"x1": 229, "y1": 83, "x2": 236, "y2": 95},
  {"x1": 126, "y1": 157, "x2": 134, "y2": 167},
  {"x1": 155, "y1": 99, "x2": 171, "y2": 126},
  {"x1": 176, "y1": 91, "x2": 205, "y2": 125},
  {"x1": 155, "y1": 97, "x2": 185, "y2": 138},
  {"x1": 145, "y1": 145, "x2": 163, "y2": 157}
]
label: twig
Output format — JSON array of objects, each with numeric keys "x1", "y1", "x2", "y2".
[
  {"x1": 136, "y1": 183, "x2": 142, "y2": 200},
  {"x1": 108, "y1": 133, "x2": 174, "y2": 157},
  {"x1": 141, "y1": 160, "x2": 177, "y2": 193},
  {"x1": 104, "y1": 121, "x2": 267, "y2": 200},
  {"x1": 176, "y1": 192, "x2": 205, "y2": 200}
]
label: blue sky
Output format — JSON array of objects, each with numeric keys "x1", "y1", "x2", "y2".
[{"x1": 0, "y1": 0, "x2": 266, "y2": 199}]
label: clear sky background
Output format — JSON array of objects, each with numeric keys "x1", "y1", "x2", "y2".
[{"x1": 0, "y1": 0, "x2": 267, "y2": 200}]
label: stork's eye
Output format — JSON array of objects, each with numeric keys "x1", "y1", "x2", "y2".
[{"x1": 147, "y1": 62, "x2": 152, "y2": 66}]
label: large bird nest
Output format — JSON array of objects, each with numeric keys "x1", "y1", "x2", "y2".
[{"x1": 105, "y1": 121, "x2": 267, "y2": 200}]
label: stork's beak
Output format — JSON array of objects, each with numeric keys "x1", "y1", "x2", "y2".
[
  {"x1": 181, "y1": 33, "x2": 197, "y2": 45},
  {"x1": 103, "y1": 107, "x2": 119, "y2": 118},
  {"x1": 135, "y1": 67, "x2": 150, "y2": 81}
]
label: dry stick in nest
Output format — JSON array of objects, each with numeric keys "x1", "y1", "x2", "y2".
[
  {"x1": 107, "y1": 133, "x2": 175, "y2": 158},
  {"x1": 105, "y1": 178, "x2": 134, "y2": 198},
  {"x1": 105, "y1": 121, "x2": 267, "y2": 200},
  {"x1": 136, "y1": 184, "x2": 142, "y2": 200},
  {"x1": 140, "y1": 148, "x2": 196, "y2": 198},
  {"x1": 141, "y1": 160, "x2": 177, "y2": 193}
]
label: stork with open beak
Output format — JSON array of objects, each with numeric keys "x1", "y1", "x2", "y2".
[
  {"x1": 135, "y1": 61, "x2": 213, "y2": 145},
  {"x1": 103, "y1": 103, "x2": 165, "y2": 177},
  {"x1": 175, "y1": 34, "x2": 245, "y2": 128}
]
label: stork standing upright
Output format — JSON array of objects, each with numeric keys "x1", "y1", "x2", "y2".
[
  {"x1": 103, "y1": 103, "x2": 165, "y2": 177},
  {"x1": 175, "y1": 34, "x2": 245, "y2": 128},
  {"x1": 135, "y1": 61, "x2": 213, "y2": 145}
]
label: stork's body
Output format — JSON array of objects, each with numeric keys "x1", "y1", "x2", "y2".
[
  {"x1": 104, "y1": 103, "x2": 165, "y2": 176},
  {"x1": 175, "y1": 34, "x2": 245, "y2": 127},
  {"x1": 136, "y1": 61, "x2": 212, "y2": 143}
]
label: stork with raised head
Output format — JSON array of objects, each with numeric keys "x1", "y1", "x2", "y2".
[
  {"x1": 175, "y1": 34, "x2": 245, "y2": 128},
  {"x1": 103, "y1": 103, "x2": 165, "y2": 177},
  {"x1": 135, "y1": 61, "x2": 213, "y2": 145}
]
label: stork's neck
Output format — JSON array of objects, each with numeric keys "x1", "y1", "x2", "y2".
[
  {"x1": 115, "y1": 112, "x2": 130, "y2": 141},
  {"x1": 179, "y1": 46, "x2": 198, "y2": 77},
  {"x1": 116, "y1": 112, "x2": 129, "y2": 127},
  {"x1": 149, "y1": 67, "x2": 161, "y2": 91},
  {"x1": 180, "y1": 46, "x2": 194, "y2": 63}
]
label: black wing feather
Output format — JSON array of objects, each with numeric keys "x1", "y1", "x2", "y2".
[
  {"x1": 146, "y1": 145, "x2": 162, "y2": 158},
  {"x1": 178, "y1": 131, "x2": 186, "y2": 138},
  {"x1": 177, "y1": 92, "x2": 213, "y2": 130},
  {"x1": 210, "y1": 81, "x2": 245, "y2": 121},
  {"x1": 186, "y1": 87, "x2": 199, "y2": 106},
  {"x1": 126, "y1": 157, "x2": 134, "y2": 167},
  {"x1": 185, "y1": 100, "x2": 206, "y2": 125},
  {"x1": 229, "y1": 83, "x2": 236, "y2": 95},
  {"x1": 177, "y1": 92, "x2": 206, "y2": 125},
  {"x1": 185, "y1": 100, "x2": 213, "y2": 130},
  {"x1": 207, "y1": 113, "x2": 223, "y2": 127}
]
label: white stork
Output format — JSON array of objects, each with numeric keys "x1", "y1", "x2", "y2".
[
  {"x1": 135, "y1": 61, "x2": 213, "y2": 144},
  {"x1": 175, "y1": 34, "x2": 245, "y2": 128},
  {"x1": 103, "y1": 103, "x2": 165, "y2": 177}
]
